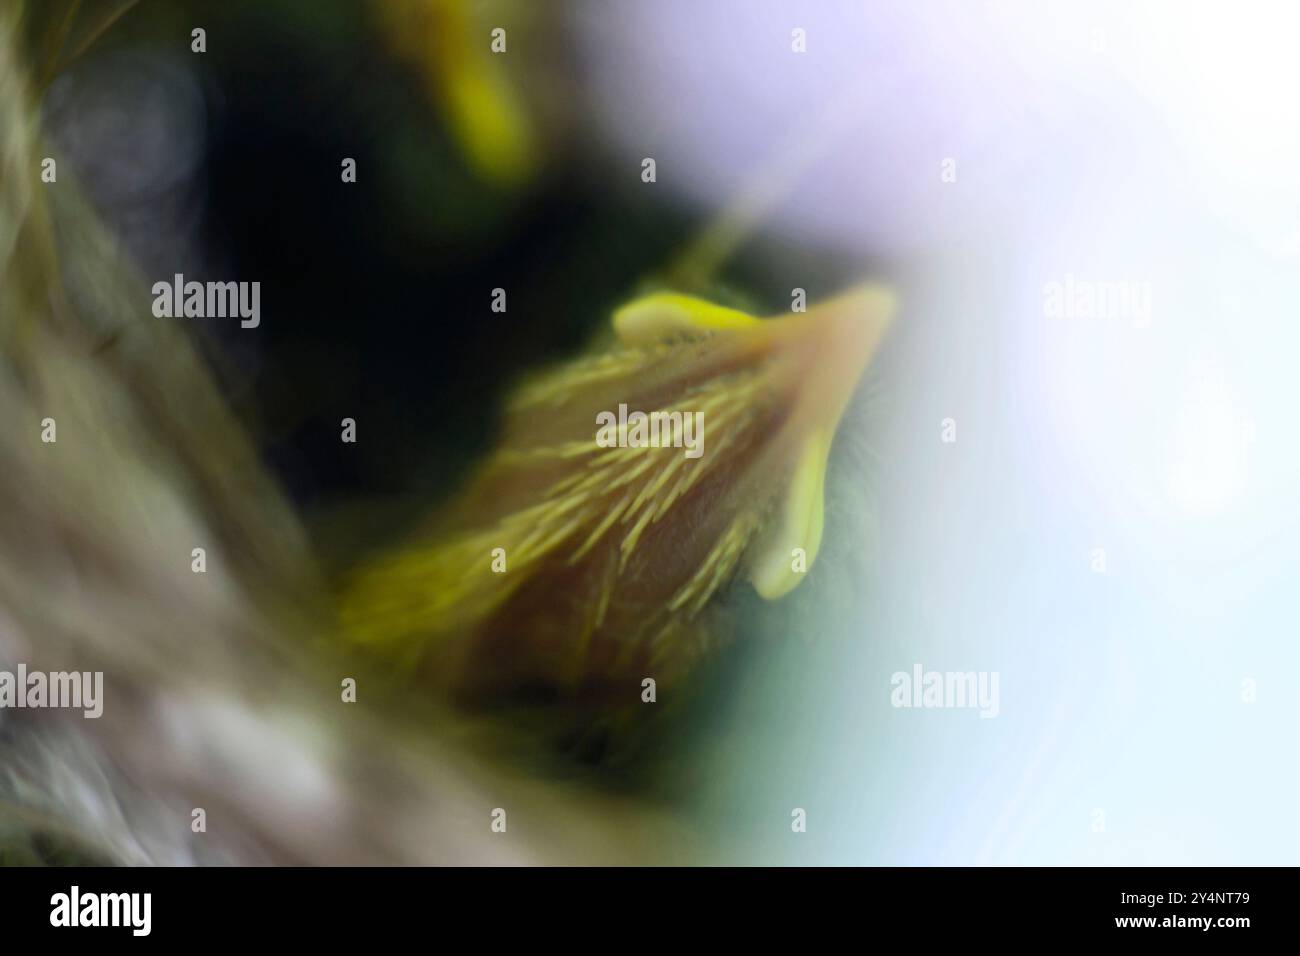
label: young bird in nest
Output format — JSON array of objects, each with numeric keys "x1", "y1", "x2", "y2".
[{"x1": 340, "y1": 286, "x2": 896, "y2": 705}]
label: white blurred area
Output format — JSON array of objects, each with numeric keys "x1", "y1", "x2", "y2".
[{"x1": 572, "y1": 1, "x2": 1300, "y2": 863}]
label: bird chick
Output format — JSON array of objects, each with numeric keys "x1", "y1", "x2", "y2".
[{"x1": 340, "y1": 285, "x2": 896, "y2": 703}]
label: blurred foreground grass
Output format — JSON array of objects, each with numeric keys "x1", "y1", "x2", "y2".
[{"x1": 0, "y1": 0, "x2": 708, "y2": 865}]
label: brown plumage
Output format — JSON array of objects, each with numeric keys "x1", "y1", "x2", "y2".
[{"x1": 340, "y1": 287, "x2": 895, "y2": 702}]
